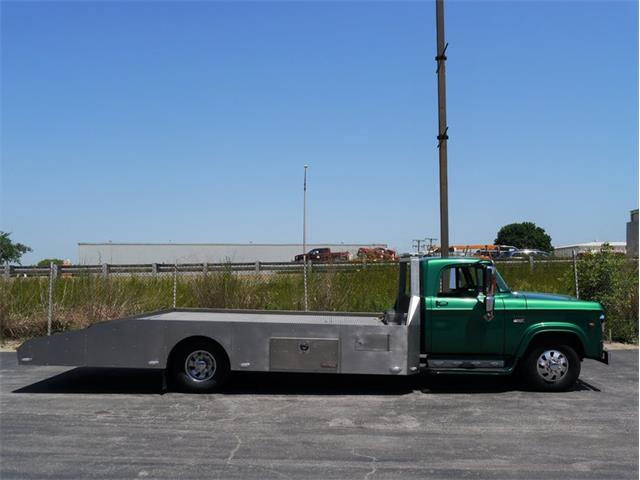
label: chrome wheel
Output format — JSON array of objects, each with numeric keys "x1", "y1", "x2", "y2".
[
  {"x1": 536, "y1": 349, "x2": 569, "y2": 383},
  {"x1": 184, "y1": 350, "x2": 217, "y2": 382}
]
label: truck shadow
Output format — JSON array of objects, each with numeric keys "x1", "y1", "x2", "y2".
[
  {"x1": 12, "y1": 367, "x2": 601, "y2": 395},
  {"x1": 13, "y1": 367, "x2": 164, "y2": 395}
]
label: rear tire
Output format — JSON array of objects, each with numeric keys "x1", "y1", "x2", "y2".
[
  {"x1": 168, "y1": 340, "x2": 230, "y2": 393},
  {"x1": 522, "y1": 344, "x2": 580, "y2": 392}
]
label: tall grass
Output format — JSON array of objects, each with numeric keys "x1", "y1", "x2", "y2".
[
  {"x1": 0, "y1": 265, "x2": 398, "y2": 340},
  {"x1": 181, "y1": 265, "x2": 398, "y2": 312},
  {"x1": 0, "y1": 275, "x2": 174, "y2": 339},
  {"x1": 1, "y1": 260, "x2": 636, "y2": 343}
]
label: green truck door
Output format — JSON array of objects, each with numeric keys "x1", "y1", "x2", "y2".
[{"x1": 427, "y1": 265, "x2": 505, "y2": 355}]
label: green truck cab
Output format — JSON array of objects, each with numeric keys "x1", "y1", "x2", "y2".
[{"x1": 414, "y1": 256, "x2": 609, "y2": 391}]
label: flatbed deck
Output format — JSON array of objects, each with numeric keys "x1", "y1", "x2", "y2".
[
  {"x1": 18, "y1": 307, "x2": 420, "y2": 376},
  {"x1": 16, "y1": 258, "x2": 427, "y2": 385},
  {"x1": 142, "y1": 309, "x2": 383, "y2": 325}
]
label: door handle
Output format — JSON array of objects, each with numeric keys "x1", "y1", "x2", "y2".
[{"x1": 435, "y1": 300, "x2": 448, "y2": 307}]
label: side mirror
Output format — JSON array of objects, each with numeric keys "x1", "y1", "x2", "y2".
[
  {"x1": 483, "y1": 265, "x2": 497, "y2": 321},
  {"x1": 483, "y1": 265, "x2": 496, "y2": 296}
]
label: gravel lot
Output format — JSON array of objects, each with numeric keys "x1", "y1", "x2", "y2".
[{"x1": 1, "y1": 350, "x2": 637, "y2": 479}]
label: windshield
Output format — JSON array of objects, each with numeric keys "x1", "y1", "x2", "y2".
[{"x1": 496, "y1": 270, "x2": 510, "y2": 293}]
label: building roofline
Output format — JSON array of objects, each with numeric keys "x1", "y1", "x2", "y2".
[{"x1": 554, "y1": 242, "x2": 626, "y2": 249}]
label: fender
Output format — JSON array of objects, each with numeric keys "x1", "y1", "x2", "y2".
[{"x1": 514, "y1": 322, "x2": 589, "y2": 359}]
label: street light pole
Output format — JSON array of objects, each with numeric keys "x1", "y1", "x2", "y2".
[
  {"x1": 303, "y1": 165, "x2": 309, "y2": 311},
  {"x1": 435, "y1": 0, "x2": 449, "y2": 259}
]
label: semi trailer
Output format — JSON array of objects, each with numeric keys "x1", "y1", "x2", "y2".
[{"x1": 17, "y1": 256, "x2": 608, "y2": 392}]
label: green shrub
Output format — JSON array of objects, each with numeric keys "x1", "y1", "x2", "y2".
[{"x1": 570, "y1": 245, "x2": 638, "y2": 343}]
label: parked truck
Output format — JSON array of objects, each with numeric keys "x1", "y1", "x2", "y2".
[
  {"x1": 294, "y1": 247, "x2": 350, "y2": 263},
  {"x1": 17, "y1": 256, "x2": 608, "y2": 392}
]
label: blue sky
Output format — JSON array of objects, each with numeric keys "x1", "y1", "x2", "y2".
[{"x1": 1, "y1": 0, "x2": 637, "y2": 264}]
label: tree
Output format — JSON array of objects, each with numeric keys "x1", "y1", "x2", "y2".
[
  {"x1": 0, "y1": 232, "x2": 32, "y2": 265},
  {"x1": 37, "y1": 259, "x2": 64, "y2": 267},
  {"x1": 494, "y1": 222, "x2": 553, "y2": 252}
]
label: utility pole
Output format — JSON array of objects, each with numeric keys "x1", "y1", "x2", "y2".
[
  {"x1": 413, "y1": 237, "x2": 438, "y2": 255},
  {"x1": 435, "y1": 0, "x2": 449, "y2": 259},
  {"x1": 412, "y1": 239, "x2": 425, "y2": 254},
  {"x1": 426, "y1": 237, "x2": 438, "y2": 253},
  {"x1": 303, "y1": 165, "x2": 309, "y2": 311}
]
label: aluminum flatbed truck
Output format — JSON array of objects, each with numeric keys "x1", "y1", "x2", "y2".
[{"x1": 17, "y1": 256, "x2": 608, "y2": 392}]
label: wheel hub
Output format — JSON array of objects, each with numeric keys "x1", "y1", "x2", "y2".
[
  {"x1": 185, "y1": 350, "x2": 217, "y2": 382},
  {"x1": 536, "y1": 349, "x2": 569, "y2": 383}
]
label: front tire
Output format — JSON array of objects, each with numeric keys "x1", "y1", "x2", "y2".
[
  {"x1": 169, "y1": 340, "x2": 230, "y2": 393},
  {"x1": 522, "y1": 344, "x2": 580, "y2": 392}
]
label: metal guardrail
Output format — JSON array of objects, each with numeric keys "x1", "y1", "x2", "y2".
[
  {"x1": 2, "y1": 261, "x2": 402, "y2": 278},
  {"x1": 2, "y1": 258, "x2": 580, "y2": 278}
]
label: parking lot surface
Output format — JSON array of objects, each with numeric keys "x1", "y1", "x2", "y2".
[{"x1": 1, "y1": 350, "x2": 637, "y2": 479}]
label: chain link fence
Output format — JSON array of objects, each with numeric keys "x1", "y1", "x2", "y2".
[
  {"x1": 1, "y1": 256, "x2": 636, "y2": 343},
  {"x1": 0, "y1": 261, "x2": 400, "y2": 341}
]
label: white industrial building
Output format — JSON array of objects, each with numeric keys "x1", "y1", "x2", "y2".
[
  {"x1": 553, "y1": 241, "x2": 626, "y2": 258},
  {"x1": 78, "y1": 242, "x2": 387, "y2": 265}
]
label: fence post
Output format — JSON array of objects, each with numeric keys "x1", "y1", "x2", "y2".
[
  {"x1": 255, "y1": 261, "x2": 260, "y2": 273},
  {"x1": 47, "y1": 262, "x2": 56, "y2": 336},
  {"x1": 572, "y1": 249, "x2": 580, "y2": 299},
  {"x1": 303, "y1": 256, "x2": 309, "y2": 312},
  {"x1": 203, "y1": 262, "x2": 208, "y2": 275},
  {"x1": 172, "y1": 263, "x2": 178, "y2": 309},
  {"x1": 151, "y1": 263, "x2": 158, "y2": 276},
  {"x1": 528, "y1": 255, "x2": 534, "y2": 271},
  {"x1": 101, "y1": 263, "x2": 109, "y2": 278},
  {"x1": 3, "y1": 264, "x2": 11, "y2": 279}
]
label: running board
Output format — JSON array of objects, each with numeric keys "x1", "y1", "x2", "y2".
[
  {"x1": 427, "y1": 367, "x2": 510, "y2": 376},
  {"x1": 426, "y1": 358, "x2": 505, "y2": 369}
]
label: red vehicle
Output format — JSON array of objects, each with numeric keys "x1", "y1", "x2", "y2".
[
  {"x1": 294, "y1": 248, "x2": 350, "y2": 263},
  {"x1": 357, "y1": 247, "x2": 398, "y2": 261}
]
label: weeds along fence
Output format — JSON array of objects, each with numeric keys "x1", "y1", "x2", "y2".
[
  {"x1": 0, "y1": 262, "x2": 400, "y2": 341},
  {"x1": 0, "y1": 258, "x2": 637, "y2": 343}
]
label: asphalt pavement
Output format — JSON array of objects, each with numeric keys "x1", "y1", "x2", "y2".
[{"x1": 0, "y1": 350, "x2": 637, "y2": 479}]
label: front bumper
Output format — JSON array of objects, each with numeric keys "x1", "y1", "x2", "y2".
[{"x1": 598, "y1": 349, "x2": 609, "y2": 365}]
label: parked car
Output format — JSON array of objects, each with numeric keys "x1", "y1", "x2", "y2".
[
  {"x1": 448, "y1": 244, "x2": 517, "y2": 258},
  {"x1": 294, "y1": 248, "x2": 350, "y2": 263},
  {"x1": 502, "y1": 249, "x2": 551, "y2": 259}
]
